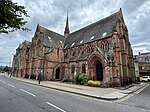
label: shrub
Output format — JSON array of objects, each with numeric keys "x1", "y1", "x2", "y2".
[
  {"x1": 75, "y1": 73, "x2": 80, "y2": 84},
  {"x1": 76, "y1": 73, "x2": 88, "y2": 85},
  {"x1": 88, "y1": 80, "x2": 101, "y2": 87}
]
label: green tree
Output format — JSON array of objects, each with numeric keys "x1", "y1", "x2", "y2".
[
  {"x1": 0, "y1": 0, "x2": 30, "y2": 33},
  {"x1": 0, "y1": 67, "x2": 3, "y2": 72},
  {"x1": 3, "y1": 66, "x2": 10, "y2": 72}
]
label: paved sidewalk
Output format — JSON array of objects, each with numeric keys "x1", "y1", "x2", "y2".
[{"x1": 4, "y1": 75, "x2": 148, "y2": 100}]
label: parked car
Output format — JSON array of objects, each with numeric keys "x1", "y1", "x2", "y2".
[{"x1": 140, "y1": 76, "x2": 150, "y2": 82}]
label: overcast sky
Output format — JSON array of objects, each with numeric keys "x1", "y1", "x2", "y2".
[{"x1": 0, "y1": 0, "x2": 150, "y2": 66}]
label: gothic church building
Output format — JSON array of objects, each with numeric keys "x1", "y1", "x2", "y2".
[{"x1": 12, "y1": 9, "x2": 135, "y2": 86}]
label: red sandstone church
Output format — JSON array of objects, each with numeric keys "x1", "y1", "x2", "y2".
[{"x1": 12, "y1": 9, "x2": 135, "y2": 86}]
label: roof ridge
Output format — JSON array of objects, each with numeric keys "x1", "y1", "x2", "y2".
[
  {"x1": 69, "y1": 10, "x2": 120, "y2": 35},
  {"x1": 140, "y1": 52, "x2": 150, "y2": 55}
]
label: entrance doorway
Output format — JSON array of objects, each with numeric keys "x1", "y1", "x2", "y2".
[
  {"x1": 96, "y1": 61, "x2": 103, "y2": 81},
  {"x1": 55, "y1": 68, "x2": 60, "y2": 79}
]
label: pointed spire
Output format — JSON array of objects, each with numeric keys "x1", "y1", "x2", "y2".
[
  {"x1": 37, "y1": 23, "x2": 40, "y2": 31},
  {"x1": 64, "y1": 9, "x2": 70, "y2": 37}
]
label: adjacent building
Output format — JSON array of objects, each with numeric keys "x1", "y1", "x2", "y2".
[
  {"x1": 134, "y1": 52, "x2": 150, "y2": 77},
  {"x1": 12, "y1": 9, "x2": 135, "y2": 86}
]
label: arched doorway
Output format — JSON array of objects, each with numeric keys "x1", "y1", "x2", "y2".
[
  {"x1": 88, "y1": 54, "x2": 105, "y2": 81},
  {"x1": 55, "y1": 68, "x2": 60, "y2": 79},
  {"x1": 96, "y1": 61, "x2": 103, "y2": 81}
]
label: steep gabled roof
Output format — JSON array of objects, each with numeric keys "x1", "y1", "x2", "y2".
[
  {"x1": 64, "y1": 9, "x2": 122, "y2": 49},
  {"x1": 37, "y1": 25, "x2": 64, "y2": 47}
]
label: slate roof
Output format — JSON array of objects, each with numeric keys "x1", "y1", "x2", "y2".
[
  {"x1": 38, "y1": 25, "x2": 64, "y2": 47},
  {"x1": 64, "y1": 10, "x2": 121, "y2": 49},
  {"x1": 135, "y1": 52, "x2": 150, "y2": 63}
]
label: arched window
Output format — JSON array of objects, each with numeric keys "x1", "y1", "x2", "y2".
[
  {"x1": 101, "y1": 43, "x2": 104, "y2": 50},
  {"x1": 105, "y1": 42, "x2": 109, "y2": 50},
  {"x1": 88, "y1": 47, "x2": 91, "y2": 53},
  {"x1": 65, "y1": 52, "x2": 68, "y2": 57},
  {"x1": 121, "y1": 39, "x2": 126, "y2": 50},
  {"x1": 72, "y1": 51, "x2": 76, "y2": 56},
  {"x1": 82, "y1": 50, "x2": 85, "y2": 55},
  {"x1": 71, "y1": 65, "x2": 75, "y2": 74},
  {"x1": 76, "y1": 49, "x2": 79, "y2": 55},
  {"x1": 87, "y1": 46, "x2": 91, "y2": 53},
  {"x1": 36, "y1": 40, "x2": 41, "y2": 56},
  {"x1": 91, "y1": 45, "x2": 94, "y2": 52},
  {"x1": 82, "y1": 63, "x2": 86, "y2": 73}
]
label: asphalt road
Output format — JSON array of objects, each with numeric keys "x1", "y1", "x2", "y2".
[
  {"x1": 0, "y1": 74, "x2": 150, "y2": 112},
  {"x1": 120, "y1": 82, "x2": 150, "y2": 111}
]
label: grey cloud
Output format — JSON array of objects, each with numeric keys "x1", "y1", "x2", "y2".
[
  {"x1": 146, "y1": 47, "x2": 150, "y2": 51},
  {"x1": 0, "y1": 0, "x2": 150, "y2": 66},
  {"x1": 122, "y1": 1, "x2": 150, "y2": 50},
  {"x1": 133, "y1": 43, "x2": 150, "y2": 48},
  {"x1": 121, "y1": 0, "x2": 147, "y2": 14}
]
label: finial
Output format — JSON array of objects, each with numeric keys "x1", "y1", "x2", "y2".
[
  {"x1": 64, "y1": 8, "x2": 70, "y2": 36},
  {"x1": 67, "y1": 8, "x2": 69, "y2": 17}
]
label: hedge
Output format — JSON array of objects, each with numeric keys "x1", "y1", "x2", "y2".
[{"x1": 88, "y1": 80, "x2": 101, "y2": 87}]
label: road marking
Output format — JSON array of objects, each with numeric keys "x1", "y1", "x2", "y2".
[
  {"x1": 135, "y1": 84, "x2": 149, "y2": 94},
  {"x1": 20, "y1": 89, "x2": 36, "y2": 97},
  {"x1": 116, "y1": 84, "x2": 149, "y2": 102},
  {"x1": 7, "y1": 84, "x2": 16, "y2": 88},
  {"x1": 47, "y1": 102, "x2": 67, "y2": 112}
]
